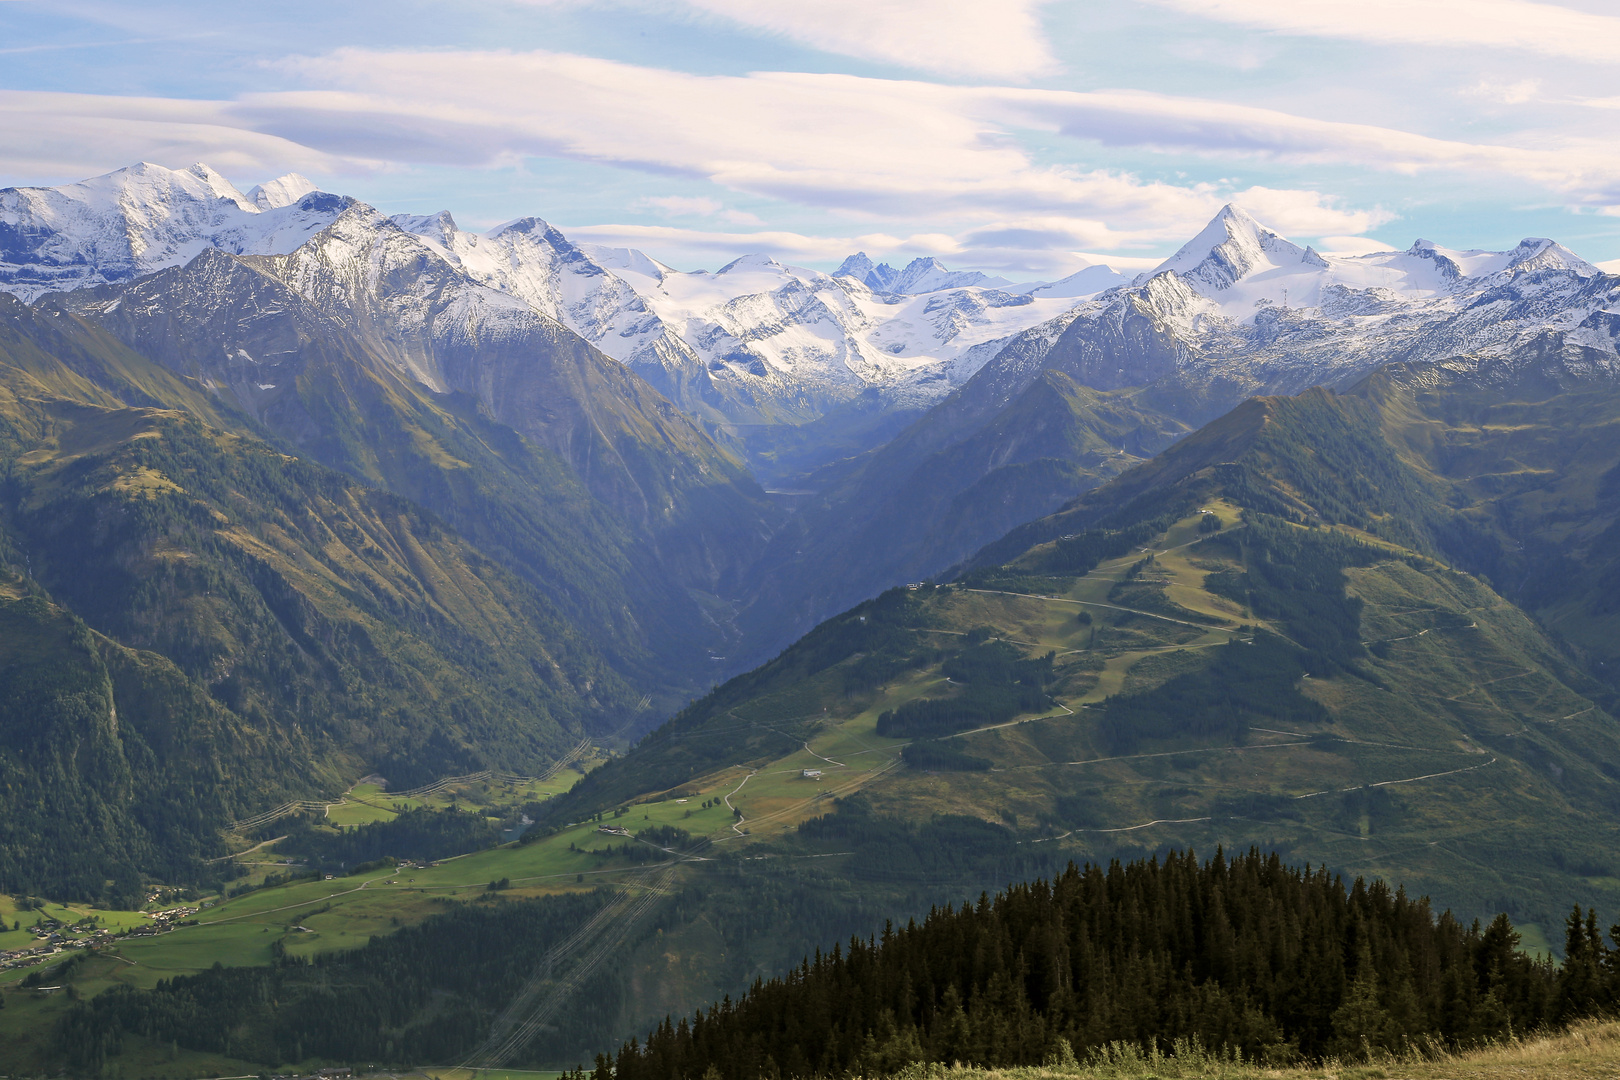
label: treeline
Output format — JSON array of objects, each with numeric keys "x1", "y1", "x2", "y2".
[
  {"x1": 274, "y1": 807, "x2": 499, "y2": 870},
  {"x1": 1098, "y1": 632, "x2": 1324, "y2": 754},
  {"x1": 900, "y1": 741, "x2": 991, "y2": 772},
  {"x1": 1095, "y1": 515, "x2": 1393, "y2": 755},
  {"x1": 876, "y1": 641, "x2": 1054, "y2": 739},
  {"x1": 602, "y1": 849, "x2": 1617, "y2": 1080}
]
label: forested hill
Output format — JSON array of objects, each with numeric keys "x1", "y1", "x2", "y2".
[
  {"x1": 603, "y1": 849, "x2": 1614, "y2": 1079},
  {"x1": 0, "y1": 293, "x2": 629, "y2": 899}
]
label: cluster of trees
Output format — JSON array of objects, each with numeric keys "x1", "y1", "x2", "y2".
[
  {"x1": 601, "y1": 849, "x2": 1616, "y2": 1080},
  {"x1": 0, "y1": 593, "x2": 258, "y2": 902},
  {"x1": 1098, "y1": 632, "x2": 1324, "y2": 754},
  {"x1": 796, "y1": 800, "x2": 1051, "y2": 888},
  {"x1": 876, "y1": 641, "x2": 1054, "y2": 739},
  {"x1": 1201, "y1": 516, "x2": 1387, "y2": 678},
  {"x1": 274, "y1": 807, "x2": 500, "y2": 870},
  {"x1": 1095, "y1": 515, "x2": 1393, "y2": 755},
  {"x1": 900, "y1": 741, "x2": 991, "y2": 772}
]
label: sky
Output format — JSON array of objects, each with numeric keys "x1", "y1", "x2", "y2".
[{"x1": 3, "y1": 0, "x2": 1620, "y2": 278}]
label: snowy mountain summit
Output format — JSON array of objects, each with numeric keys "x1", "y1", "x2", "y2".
[
  {"x1": 1143, "y1": 204, "x2": 1328, "y2": 295},
  {"x1": 833, "y1": 252, "x2": 1016, "y2": 294},
  {"x1": 0, "y1": 162, "x2": 349, "y2": 300},
  {"x1": 3, "y1": 164, "x2": 1617, "y2": 438},
  {"x1": 965, "y1": 203, "x2": 1620, "y2": 412},
  {"x1": 1135, "y1": 203, "x2": 1602, "y2": 321}
]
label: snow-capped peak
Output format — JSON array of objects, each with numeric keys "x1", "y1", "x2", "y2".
[
  {"x1": 1145, "y1": 204, "x2": 1317, "y2": 292},
  {"x1": 718, "y1": 253, "x2": 787, "y2": 275},
  {"x1": 892, "y1": 257, "x2": 1008, "y2": 294},
  {"x1": 184, "y1": 162, "x2": 257, "y2": 212},
  {"x1": 248, "y1": 173, "x2": 319, "y2": 211},
  {"x1": 1021, "y1": 263, "x2": 1131, "y2": 299},
  {"x1": 52, "y1": 160, "x2": 255, "y2": 214},
  {"x1": 834, "y1": 252, "x2": 899, "y2": 292},
  {"x1": 833, "y1": 253, "x2": 1013, "y2": 295},
  {"x1": 1501, "y1": 237, "x2": 1598, "y2": 279},
  {"x1": 0, "y1": 161, "x2": 350, "y2": 300},
  {"x1": 1394, "y1": 237, "x2": 1597, "y2": 284}
]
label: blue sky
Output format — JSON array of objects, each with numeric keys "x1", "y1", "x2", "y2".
[{"x1": 3, "y1": 0, "x2": 1620, "y2": 276}]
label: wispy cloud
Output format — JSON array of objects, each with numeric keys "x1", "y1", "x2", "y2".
[
  {"x1": 505, "y1": 0, "x2": 1059, "y2": 80},
  {"x1": 638, "y1": 194, "x2": 764, "y2": 224},
  {"x1": 243, "y1": 50, "x2": 1620, "y2": 218},
  {"x1": 237, "y1": 50, "x2": 1431, "y2": 240},
  {"x1": 561, "y1": 220, "x2": 1118, "y2": 276},
  {"x1": 0, "y1": 90, "x2": 364, "y2": 183},
  {"x1": 1137, "y1": 0, "x2": 1620, "y2": 64},
  {"x1": 7, "y1": 41, "x2": 1619, "y2": 272}
]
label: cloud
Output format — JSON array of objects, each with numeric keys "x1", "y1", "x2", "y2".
[
  {"x1": 638, "y1": 194, "x2": 766, "y2": 225},
  {"x1": 505, "y1": 0, "x2": 1059, "y2": 81},
  {"x1": 245, "y1": 51, "x2": 1251, "y2": 243},
  {"x1": 678, "y1": 0, "x2": 1059, "y2": 80},
  {"x1": 1225, "y1": 186, "x2": 1392, "y2": 235},
  {"x1": 241, "y1": 51, "x2": 1620, "y2": 220},
  {"x1": 0, "y1": 90, "x2": 364, "y2": 184},
  {"x1": 1463, "y1": 79, "x2": 1543, "y2": 105},
  {"x1": 1597, "y1": 258, "x2": 1620, "y2": 273},
  {"x1": 992, "y1": 86, "x2": 1620, "y2": 208},
  {"x1": 12, "y1": 47, "x2": 1620, "y2": 275},
  {"x1": 1136, "y1": 0, "x2": 1620, "y2": 64},
  {"x1": 641, "y1": 195, "x2": 724, "y2": 216}
]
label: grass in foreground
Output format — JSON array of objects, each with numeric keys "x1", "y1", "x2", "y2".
[{"x1": 899, "y1": 1019, "x2": 1620, "y2": 1080}]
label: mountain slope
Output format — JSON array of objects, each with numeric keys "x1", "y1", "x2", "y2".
[
  {"x1": 15, "y1": 368, "x2": 1618, "y2": 1072},
  {"x1": 544, "y1": 373, "x2": 1620, "y2": 945},
  {"x1": 732, "y1": 371, "x2": 1190, "y2": 663},
  {"x1": 0, "y1": 586, "x2": 301, "y2": 905},
  {"x1": 57, "y1": 247, "x2": 747, "y2": 692},
  {"x1": 248, "y1": 203, "x2": 780, "y2": 591},
  {"x1": 0, "y1": 297, "x2": 638, "y2": 895}
]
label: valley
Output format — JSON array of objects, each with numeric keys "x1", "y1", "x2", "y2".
[
  {"x1": 12, "y1": 480, "x2": 1612, "y2": 1071},
  {"x1": 2, "y1": 162, "x2": 1620, "y2": 1077}
]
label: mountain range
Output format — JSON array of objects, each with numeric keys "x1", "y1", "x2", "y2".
[
  {"x1": 3, "y1": 158, "x2": 1620, "y2": 913},
  {"x1": 4, "y1": 159, "x2": 1620, "y2": 1076}
]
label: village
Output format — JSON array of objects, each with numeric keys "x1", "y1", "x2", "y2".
[{"x1": 0, "y1": 904, "x2": 198, "y2": 975}]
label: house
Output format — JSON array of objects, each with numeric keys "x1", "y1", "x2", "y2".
[{"x1": 801, "y1": 769, "x2": 822, "y2": 780}]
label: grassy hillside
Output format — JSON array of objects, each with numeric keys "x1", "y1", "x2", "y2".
[
  {"x1": 1348, "y1": 363, "x2": 1620, "y2": 674},
  {"x1": 550, "y1": 377, "x2": 1620, "y2": 938}
]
